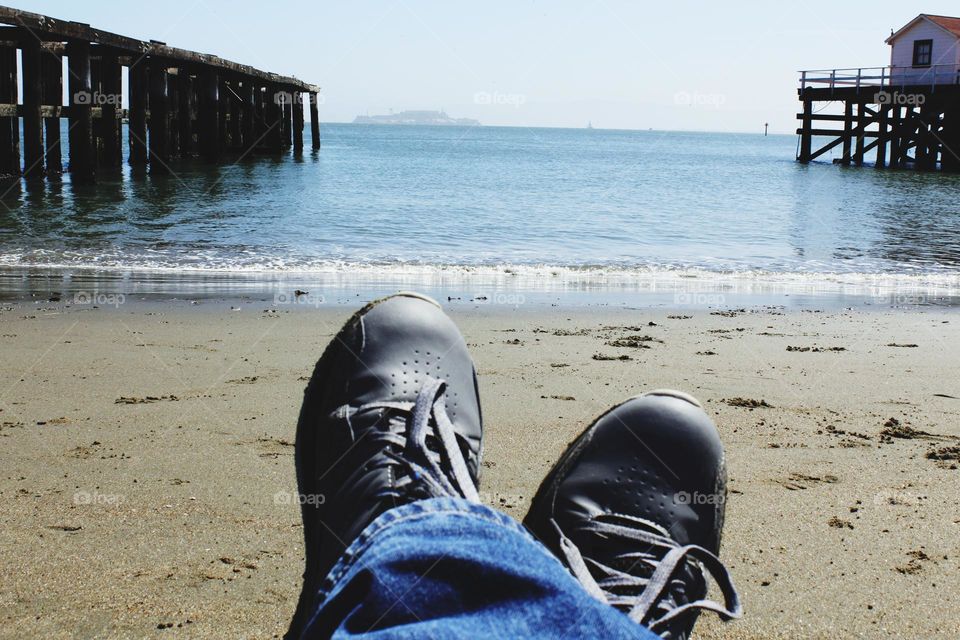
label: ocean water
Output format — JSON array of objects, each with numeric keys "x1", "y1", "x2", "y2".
[{"x1": 1, "y1": 124, "x2": 959, "y2": 306}]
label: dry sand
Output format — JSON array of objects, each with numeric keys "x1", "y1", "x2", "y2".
[{"x1": 1, "y1": 297, "x2": 958, "y2": 639}]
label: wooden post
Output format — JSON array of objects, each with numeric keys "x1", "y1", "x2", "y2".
[
  {"x1": 933, "y1": 109, "x2": 945, "y2": 170},
  {"x1": 854, "y1": 103, "x2": 865, "y2": 166},
  {"x1": 903, "y1": 106, "x2": 915, "y2": 166},
  {"x1": 228, "y1": 80, "x2": 241, "y2": 150},
  {"x1": 254, "y1": 85, "x2": 265, "y2": 145},
  {"x1": 889, "y1": 105, "x2": 902, "y2": 168},
  {"x1": 178, "y1": 68, "x2": 194, "y2": 157},
  {"x1": 199, "y1": 68, "x2": 220, "y2": 161},
  {"x1": 876, "y1": 104, "x2": 888, "y2": 168},
  {"x1": 241, "y1": 81, "x2": 255, "y2": 152},
  {"x1": 921, "y1": 102, "x2": 939, "y2": 171},
  {"x1": 798, "y1": 98, "x2": 812, "y2": 162},
  {"x1": 101, "y1": 52, "x2": 122, "y2": 166},
  {"x1": 128, "y1": 59, "x2": 148, "y2": 165},
  {"x1": 282, "y1": 96, "x2": 292, "y2": 148},
  {"x1": 41, "y1": 50, "x2": 62, "y2": 175},
  {"x1": 941, "y1": 106, "x2": 960, "y2": 172},
  {"x1": 218, "y1": 76, "x2": 230, "y2": 149},
  {"x1": 67, "y1": 40, "x2": 95, "y2": 182},
  {"x1": 915, "y1": 104, "x2": 928, "y2": 170},
  {"x1": 148, "y1": 59, "x2": 169, "y2": 171},
  {"x1": 0, "y1": 44, "x2": 17, "y2": 175},
  {"x1": 841, "y1": 100, "x2": 852, "y2": 165},
  {"x1": 21, "y1": 38, "x2": 44, "y2": 179},
  {"x1": 292, "y1": 92, "x2": 304, "y2": 152},
  {"x1": 90, "y1": 52, "x2": 103, "y2": 165},
  {"x1": 168, "y1": 69, "x2": 180, "y2": 158},
  {"x1": 309, "y1": 92, "x2": 320, "y2": 150},
  {"x1": 265, "y1": 86, "x2": 282, "y2": 152}
]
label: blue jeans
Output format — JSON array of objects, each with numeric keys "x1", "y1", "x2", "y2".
[{"x1": 301, "y1": 497, "x2": 659, "y2": 639}]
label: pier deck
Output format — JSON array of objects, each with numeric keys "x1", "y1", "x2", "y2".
[{"x1": 0, "y1": 5, "x2": 321, "y2": 181}]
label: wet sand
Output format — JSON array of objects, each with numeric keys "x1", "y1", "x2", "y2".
[{"x1": 1, "y1": 298, "x2": 958, "y2": 639}]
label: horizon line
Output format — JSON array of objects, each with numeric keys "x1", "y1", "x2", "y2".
[{"x1": 316, "y1": 121, "x2": 788, "y2": 136}]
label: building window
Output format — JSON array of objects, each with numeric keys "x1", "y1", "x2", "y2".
[{"x1": 912, "y1": 39, "x2": 933, "y2": 67}]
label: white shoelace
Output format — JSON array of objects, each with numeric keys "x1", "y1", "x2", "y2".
[{"x1": 554, "y1": 513, "x2": 742, "y2": 633}]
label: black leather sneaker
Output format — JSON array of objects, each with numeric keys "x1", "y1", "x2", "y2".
[
  {"x1": 285, "y1": 292, "x2": 483, "y2": 639},
  {"x1": 523, "y1": 390, "x2": 741, "y2": 639}
]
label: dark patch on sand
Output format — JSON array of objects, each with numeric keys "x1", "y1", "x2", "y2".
[
  {"x1": 115, "y1": 395, "x2": 180, "y2": 404},
  {"x1": 711, "y1": 309, "x2": 746, "y2": 318},
  {"x1": 880, "y1": 418, "x2": 936, "y2": 441},
  {"x1": 926, "y1": 446, "x2": 960, "y2": 465},
  {"x1": 725, "y1": 397, "x2": 773, "y2": 408},
  {"x1": 827, "y1": 516, "x2": 854, "y2": 529},
  {"x1": 592, "y1": 353, "x2": 633, "y2": 361},
  {"x1": 606, "y1": 335, "x2": 662, "y2": 348},
  {"x1": 552, "y1": 328, "x2": 590, "y2": 336},
  {"x1": 896, "y1": 550, "x2": 932, "y2": 574}
]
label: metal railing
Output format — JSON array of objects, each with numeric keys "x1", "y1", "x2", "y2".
[{"x1": 799, "y1": 64, "x2": 960, "y2": 91}]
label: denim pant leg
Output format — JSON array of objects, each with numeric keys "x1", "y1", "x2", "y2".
[{"x1": 301, "y1": 497, "x2": 659, "y2": 640}]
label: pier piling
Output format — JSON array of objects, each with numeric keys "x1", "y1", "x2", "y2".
[
  {"x1": 40, "y1": 49, "x2": 62, "y2": 174},
  {"x1": 179, "y1": 68, "x2": 195, "y2": 157},
  {"x1": 149, "y1": 59, "x2": 170, "y2": 171},
  {"x1": 20, "y1": 37, "x2": 43, "y2": 179},
  {"x1": 293, "y1": 93, "x2": 304, "y2": 152},
  {"x1": 265, "y1": 87, "x2": 282, "y2": 153},
  {"x1": 282, "y1": 98, "x2": 292, "y2": 149},
  {"x1": 128, "y1": 60, "x2": 148, "y2": 166},
  {"x1": 67, "y1": 39, "x2": 95, "y2": 182},
  {"x1": 101, "y1": 52, "x2": 122, "y2": 166},
  {"x1": 310, "y1": 93, "x2": 320, "y2": 150},
  {"x1": 228, "y1": 80, "x2": 241, "y2": 150},
  {"x1": 241, "y1": 81, "x2": 255, "y2": 152},
  {"x1": 218, "y1": 76, "x2": 229, "y2": 150},
  {"x1": 199, "y1": 69, "x2": 220, "y2": 162},
  {"x1": 0, "y1": 43, "x2": 17, "y2": 175}
]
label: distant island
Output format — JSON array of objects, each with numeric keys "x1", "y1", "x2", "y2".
[{"x1": 353, "y1": 110, "x2": 480, "y2": 126}]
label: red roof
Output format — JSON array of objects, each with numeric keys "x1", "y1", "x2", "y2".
[
  {"x1": 925, "y1": 14, "x2": 960, "y2": 38},
  {"x1": 887, "y1": 14, "x2": 960, "y2": 43}
]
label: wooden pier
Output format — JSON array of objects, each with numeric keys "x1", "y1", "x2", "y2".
[
  {"x1": 0, "y1": 5, "x2": 321, "y2": 182},
  {"x1": 797, "y1": 65, "x2": 960, "y2": 171}
]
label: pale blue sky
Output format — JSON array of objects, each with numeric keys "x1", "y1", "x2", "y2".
[{"x1": 22, "y1": 1, "x2": 960, "y2": 133}]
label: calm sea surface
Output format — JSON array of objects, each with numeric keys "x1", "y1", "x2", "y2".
[{"x1": 1, "y1": 124, "x2": 959, "y2": 305}]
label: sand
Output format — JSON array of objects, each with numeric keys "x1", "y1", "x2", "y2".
[{"x1": 1, "y1": 297, "x2": 958, "y2": 639}]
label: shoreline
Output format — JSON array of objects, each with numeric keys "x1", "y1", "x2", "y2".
[
  {"x1": 1, "y1": 299, "x2": 959, "y2": 638},
  {"x1": 2, "y1": 266, "x2": 960, "y2": 312}
]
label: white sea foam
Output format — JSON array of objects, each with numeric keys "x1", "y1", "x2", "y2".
[{"x1": 2, "y1": 251, "x2": 958, "y2": 298}]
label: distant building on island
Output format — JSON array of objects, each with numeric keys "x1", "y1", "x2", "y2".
[
  {"x1": 797, "y1": 13, "x2": 960, "y2": 172},
  {"x1": 353, "y1": 110, "x2": 480, "y2": 126}
]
